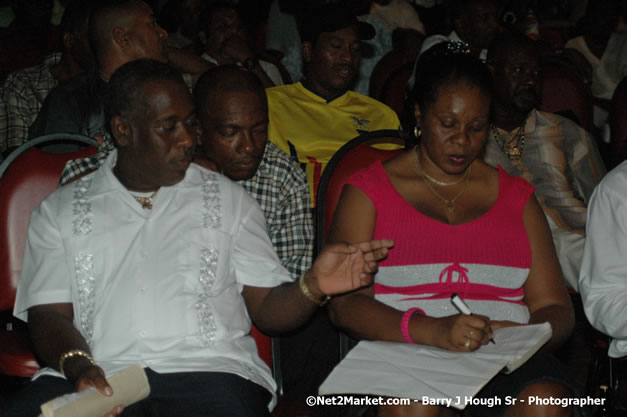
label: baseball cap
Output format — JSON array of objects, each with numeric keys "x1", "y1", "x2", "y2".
[{"x1": 299, "y1": 3, "x2": 376, "y2": 43}]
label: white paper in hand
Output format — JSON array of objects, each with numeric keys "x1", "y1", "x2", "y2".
[{"x1": 40, "y1": 365, "x2": 150, "y2": 417}]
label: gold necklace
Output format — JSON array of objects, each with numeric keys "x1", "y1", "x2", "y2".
[
  {"x1": 490, "y1": 114, "x2": 529, "y2": 161},
  {"x1": 412, "y1": 146, "x2": 468, "y2": 186},
  {"x1": 133, "y1": 190, "x2": 158, "y2": 210},
  {"x1": 414, "y1": 149, "x2": 471, "y2": 213}
]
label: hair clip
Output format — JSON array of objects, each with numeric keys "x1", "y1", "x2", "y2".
[{"x1": 446, "y1": 41, "x2": 471, "y2": 55}]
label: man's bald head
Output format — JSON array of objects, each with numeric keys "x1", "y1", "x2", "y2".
[
  {"x1": 194, "y1": 65, "x2": 266, "y2": 111},
  {"x1": 89, "y1": 0, "x2": 168, "y2": 68}
]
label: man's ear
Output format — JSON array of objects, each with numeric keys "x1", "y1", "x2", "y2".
[
  {"x1": 414, "y1": 104, "x2": 422, "y2": 127},
  {"x1": 110, "y1": 116, "x2": 132, "y2": 147},
  {"x1": 196, "y1": 127, "x2": 204, "y2": 145},
  {"x1": 198, "y1": 31, "x2": 208, "y2": 46},
  {"x1": 62, "y1": 32, "x2": 74, "y2": 50},
  {"x1": 486, "y1": 60, "x2": 496, "y2": 75},
  {"x1": 112, "y1": 26, "x2": 130, "y2": 49},
  {"x1": 302, "y1": 41, "x2": 313, "y2": 63}
]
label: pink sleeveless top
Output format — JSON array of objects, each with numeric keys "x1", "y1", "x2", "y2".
[{"x1": 346, "y1": 161, "x2": 535, "y2": 323}]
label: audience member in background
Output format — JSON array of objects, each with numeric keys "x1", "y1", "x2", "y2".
[
  {"x1": 157, "y1": 0, "x2": 205, "y2": 52},
  {"x1": 407, "y1": 0, "x2": 501, "y2": 88},
  {"x1": 266, "y1": 6, "x2": 399, "y2": 409},
  {"x1": 420, "y1": 0, "x2": 500, "y2": 60},
  {"x1": 352, "y1": 0, "x2": 425, "y2": 95},
  {"x1": 327, "y1": 42, "x2": 580, "y2": 417},
  {"x1": 483, "y1": 32, "x2": 606, "y2": 292},
  {"x1": 367, "y1": 0, "x2": 424, "y2": 35},
  {"x1": 264, "y1": 0, "x2": 301, "y2": 77},
  {"x1": 267, "y1": 3, "x2": 400, "y2": 206},
  {"x1": 565, "y1": 0, "x2": 627, "y2": 134},
  {"x1": 0, "y1": 0, "x2": 59, "y2": 82},
  {"x1": 5, "y1": 58, "x2": 393, "y2": 417},
  {"x1": 198, "y1": 2, "x2": 284, "y2": 88},
  {"x1": 579, "y1": 160, "x2": 627, "y2": 359},
  {"x1": 265, "y1": 0, "x2": 341, "y2": 88},
  {"x1": 0, "y1": 0, "x2": 94, "y2": 158},
  {"x1": 194, "y1": 65, "x2": 312, "y2": 281},
  {"x1": 30, "y1": 0, "x2": 210, "y2": 186}
]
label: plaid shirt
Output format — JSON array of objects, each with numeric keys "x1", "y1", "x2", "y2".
[
  {"x1": 61, "y1": 140, "x2": 313, "y2": 280},
  {"x1": 239, "y1": 142, "x2": 313, "y2": 280},
  {"x1": 59, "y1": 134, "x2": 114, "y2": 185},
  {"x1": 0, "y1": 53, "x2": 61, "y2": 154}
]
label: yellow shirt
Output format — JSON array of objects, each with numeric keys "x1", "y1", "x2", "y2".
[{"x1": 267, "y1": 82, "x2": 401, "y2": 205}]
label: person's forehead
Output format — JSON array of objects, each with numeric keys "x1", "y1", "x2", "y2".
[
  {"x1": 132, "y1": 0, "x2": 153, "y2": 18},
  {"x1": 141, "y1": 79, "x2": 193, "y2": 117},
  {"x1": 204, "y1": 89, "x2": 266, "y2": 119},
  {"x1": 211, "y1": 7, "x2": 238, "y2": 23},
  {"x1": 318, "y1": 25, "x2": 360, "y2": 43},
  {"x1": 468, "y1": 0, "x2": 499, "y2": 14},
  {"x1": 502, "y1": 45, "x2": 538, "y2": 65}
]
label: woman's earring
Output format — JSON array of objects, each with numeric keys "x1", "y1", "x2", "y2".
[{"x1": 414, "y1": 126, "x2": 421, "y2": 138}]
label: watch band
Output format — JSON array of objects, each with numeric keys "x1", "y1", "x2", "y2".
[
  {"x1": 58, "y1": 349, "x2": 96, "y2": 376},
  {"x1": 299, "y1": 273, "x2": 331, "y2": 307}
]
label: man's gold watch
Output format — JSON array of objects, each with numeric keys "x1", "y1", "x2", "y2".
[{"x1": 299, "y1": 273, "x2": 331, "y2": 307}]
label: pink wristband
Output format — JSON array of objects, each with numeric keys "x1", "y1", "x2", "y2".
[{"x1": 401, "y1": 307, "x2": 422, "y2": 344}]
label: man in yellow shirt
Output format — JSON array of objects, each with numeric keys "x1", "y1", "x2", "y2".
[{"x1": 267, "y1": 3, "x2": 401, "y2": 205}]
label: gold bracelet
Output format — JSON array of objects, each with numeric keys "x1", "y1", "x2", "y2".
[
  {"x1": 299, "y1": 272, "x2": 331, "y2": 307},
  {"x1": 58, "y1": 349, "x2": 95, "y2": 376}
]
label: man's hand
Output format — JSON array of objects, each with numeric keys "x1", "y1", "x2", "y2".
[
  {"x1": 75, "y1": 366, "x2": 124, "y2": 417},
  {"x1": 308, "y1": 240, "x2": 394, "y2": 297}
]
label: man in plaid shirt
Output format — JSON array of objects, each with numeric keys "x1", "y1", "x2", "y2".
[
  {"x1": 0, "y1": 1, "x2": 94, "y2": 159},
  {"x1": 193, "y1": 65, "x2": 313, "y2": 281}
]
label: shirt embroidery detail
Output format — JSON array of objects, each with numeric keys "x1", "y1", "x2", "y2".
[
  {"x1": 72, "y1": 176, "x2": 93, "y2": 236},
  {"x1": 196, "y1": 247, "x2": 218, "y2": 345},
  {"x1": 201, "y1": 172, "x2": 221, "y2": 230},
  {"x1": 74, "y1": 253, "x2": 96, "y2": 348}
]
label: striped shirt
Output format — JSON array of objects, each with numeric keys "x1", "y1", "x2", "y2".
[{"x1": 347, "y1": 161, "x2": 535, "y2": 323}]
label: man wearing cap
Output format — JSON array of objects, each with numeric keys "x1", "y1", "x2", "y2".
[{"x1": 266, "y1": 3, "x2": 401, "y2": 206}]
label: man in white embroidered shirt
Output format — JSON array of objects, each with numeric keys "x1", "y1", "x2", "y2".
[{"x1": 8, "y1": 59, "x2": 393, "y2": 417}]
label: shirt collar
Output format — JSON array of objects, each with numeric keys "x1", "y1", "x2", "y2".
[
  {"x1": 300, "y1": 79, "x2": 349, "y2": 103},
  {"x1": 492, "y1": 110, "x2": 538, "y2": 135},
  {"x1": 201, "y1": 52, "x2": 218, "y2": 66}
]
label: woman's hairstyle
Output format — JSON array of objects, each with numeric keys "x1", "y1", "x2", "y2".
[{"x1": 409, "y1": 41, "x2": 494, "y2": 114}]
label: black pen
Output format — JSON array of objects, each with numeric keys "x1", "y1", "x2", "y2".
[{"x1": 451, "y1": 293, "x2": 496, "y2": 344}]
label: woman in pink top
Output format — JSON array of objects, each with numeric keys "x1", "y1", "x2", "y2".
[{"x1": 327, "y1": 43, "x2": 581, "y2": 417}]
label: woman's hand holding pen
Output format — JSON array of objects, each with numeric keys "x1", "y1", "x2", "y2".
[{"x1": 430, "y1": 314, "x2": 494, "y2": 352}]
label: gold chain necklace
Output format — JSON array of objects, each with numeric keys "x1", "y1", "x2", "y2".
[
  {"x1": 490, "y1": 114, "x2": 530, "y2": 161},
  {"x1": 133, "y1": 190, "x2": 158, "y2": 210},
  {"x1": 414, "y1": 149, "x2": 471, "y2": 213},
  {"x1": 412, "y1": 146, "x2": 468, "y2": 186}
]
